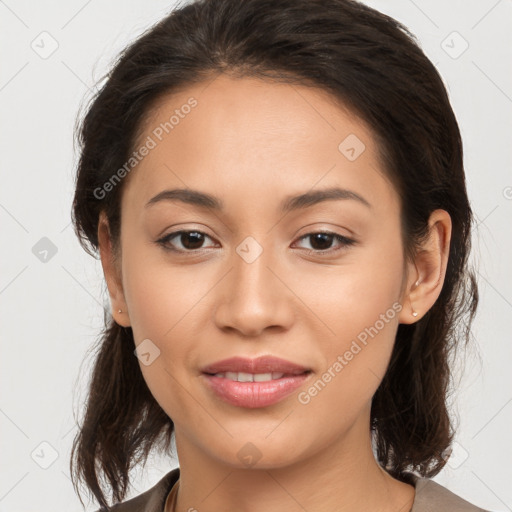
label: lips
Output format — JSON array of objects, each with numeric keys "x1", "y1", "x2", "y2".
[
  {"x1": 200, "y1": 356, "x2": 312, "y2": 408},
  {"x1": 201, "y1": 355, "x2": 311, "y2": 376}
]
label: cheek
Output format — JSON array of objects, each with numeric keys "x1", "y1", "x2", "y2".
[
  {"x1": 293, "y1": 239, "x2": 404, "y2": 341},
  {"x1": 121, "y1": 238, "x2": 211, "y2": 342},
  {"x1": 290, "y1": 276, "x2": 402, "y2": 451},
  {"x1": 119, "y1": 239, "x2": 236, "y2": 427},
  {"x1": 295, "y1": 240, "x2": 404, "y2": 400}
]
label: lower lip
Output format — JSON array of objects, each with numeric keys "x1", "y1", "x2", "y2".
[{"x1": 201, "y1": 373, "x2": 311, "y2": 408}]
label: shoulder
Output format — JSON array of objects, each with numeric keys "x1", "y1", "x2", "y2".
[
  {"x1": 95, "y1": 467, "x2": 180, "y2": 512},
  {"x1": 95, "y1": 468, "x2": 493, "y2": 512},
  {"x1": 410, "y1": 474, "x2": 491, "y2": 512}
]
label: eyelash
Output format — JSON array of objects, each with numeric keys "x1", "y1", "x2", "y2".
[{"x1": 155, "y1": 229, "x2": 356, "y2": 256}]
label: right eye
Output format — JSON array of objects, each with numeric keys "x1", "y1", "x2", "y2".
[{"x1": 156, "y1": 230, "x2": 219, "y2": 253}]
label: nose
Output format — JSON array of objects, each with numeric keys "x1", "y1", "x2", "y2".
[{"x1": 213, "y1": 243, "x2": 295, "y2": 338}]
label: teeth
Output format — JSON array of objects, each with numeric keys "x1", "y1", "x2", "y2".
[{"x1": 212, "y1": 371, "x2": 285, "y2": 382}]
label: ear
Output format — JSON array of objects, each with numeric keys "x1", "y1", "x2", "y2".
[
  {"x1": 398, "y1": 209, "x2": 452, "y2": 324},
  {"x1": 97, "y1": 211, "x2": 131, "y2": 327}
]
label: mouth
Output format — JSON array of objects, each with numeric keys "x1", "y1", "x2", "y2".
[
  {"x1": 200, "y1": 369, "x2": 313, "y2": 408},
  {"x1": 202, "y1": 370, "x2": 312, "y2": 381},
  {"x1": 200, "y1": 355, "x2": 312, "y2": 376}
]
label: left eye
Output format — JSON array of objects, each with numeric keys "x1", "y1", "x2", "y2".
[
  {"x1": 156, "y1": 230, "x2": 355, "y2": 254},
  {"x1": 293, "y1": 232, "x2": 355, "y2": 254}
]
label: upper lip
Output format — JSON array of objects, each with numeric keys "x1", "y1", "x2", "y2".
[{"x1": 201, "y1": 356, "x2": 311, "y2": 375}]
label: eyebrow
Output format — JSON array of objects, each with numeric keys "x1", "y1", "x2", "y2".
[{"x1": 144, "y1": 187, "x2": 371, "y2": 212}]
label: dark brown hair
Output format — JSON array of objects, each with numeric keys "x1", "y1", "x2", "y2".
[{"x1": 70, "y1": 0, "x2": 479, "y2": 509}]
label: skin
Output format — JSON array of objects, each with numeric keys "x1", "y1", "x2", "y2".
[{"x1": 98, "y1": 74, "x2": 451, "y2": 512}]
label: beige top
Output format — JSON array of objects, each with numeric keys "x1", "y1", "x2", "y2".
[{"x1": 104, "y1": 467, "x2": 491, "y2": 511}]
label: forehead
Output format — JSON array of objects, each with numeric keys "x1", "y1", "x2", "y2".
[{"x1": 121, "y1": 74, "x2": 396, "y2": 215}]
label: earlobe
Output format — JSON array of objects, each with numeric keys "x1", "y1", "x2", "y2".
[
  {"x1": 399, "y1": 209, "x2": 452, "y2": 324},
  {"x1": 398, "y1": 277, "x2": 420, "y2": 324},
  {"x1": 410, "y1": 280, "x2": 420, "y2": 318},
  {"x1": 97, "y1": 211, "x2": 131, "y2": 327}
]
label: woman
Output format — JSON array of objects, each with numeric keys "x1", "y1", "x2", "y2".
[{"x1": 69, "y1": 0, "x2": 488, "y2": 510}]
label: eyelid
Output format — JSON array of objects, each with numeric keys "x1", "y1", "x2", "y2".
[
  {"x1": 156, "y1": 228, "x2": 356, "y2": 255},
  {"x1": 292, "y1": 231, "x2": 356, "y2": 255},
  {"x1": 156, "y1": 229, "x2": 218, "y2": 253}
]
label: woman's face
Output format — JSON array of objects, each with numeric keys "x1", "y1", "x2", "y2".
[{"x1": 110, "y1": 75, "x2": 415, "y2": 469}]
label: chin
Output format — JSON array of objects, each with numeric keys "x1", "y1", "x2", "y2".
[{"x1": 208, "y1": 435, "x2": 308, "y2": 470}]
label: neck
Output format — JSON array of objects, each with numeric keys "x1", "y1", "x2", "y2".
[{"x1": 171, "y1": 416, "x2": 415, "y2": 512}]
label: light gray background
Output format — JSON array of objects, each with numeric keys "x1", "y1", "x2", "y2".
[{"x1": 1, "y1": 0, "x2": 511, "y2": 510}]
